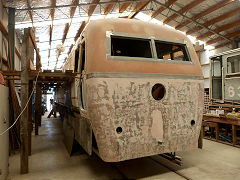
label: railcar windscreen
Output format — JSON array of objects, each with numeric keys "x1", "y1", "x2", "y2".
[
  {"x1": 227, "y1": 55, "x2": 240, "y2": 74},
  {"x1": 155, "y1": 41, "x2": 190, "y2": 61},
  {"x1": 111, "y1": 37, "x2": 152, "y2": 58}
]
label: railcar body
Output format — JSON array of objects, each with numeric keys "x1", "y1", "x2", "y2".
[{"x1": 58, "y1": 18, "x2": 204, "y2": 162}]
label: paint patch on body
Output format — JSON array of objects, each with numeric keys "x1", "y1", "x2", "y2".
[{"x1": 151, "y1": 110, "x2": 163, "y2": 143}]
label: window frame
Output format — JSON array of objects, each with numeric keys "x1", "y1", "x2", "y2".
[
  {"x1": 226, "y1": 54, "x2": 240, "y2": 75},
  {"x1": 106, "y1": 31, "x2": 195, "y2": 65}
]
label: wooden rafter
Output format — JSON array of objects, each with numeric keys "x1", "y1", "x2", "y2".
[
  {"x1": 206, "y1": 30, "x2": 240, "y2": 45},
  {"x1": 119, "y1": 2, "x2": 132, "y2": 13},
  {"x1": 0, "y1": 20, "x2": 9, "y2": 40},
  {"x1": 47, "y1": 0, "x2": 56, "y2": 67},
  {"x1": 214, "y1": 42, "x2": 231, "y2": 49},
  {"x1": 128, "y1": 1, "x2": 150, "y2": 19},
  {"x1": 151, "y1": 0, "x2": 178, "y2": 19},
  {"x1": 187, "y1": 8, "x2": 240, "y2": 35},
  {"x1": 74, "y1": 0, "x2": 100, "y2": 42},
  {"x1": 26, "y1": 0, "x2": 33, "y2": 23},
  {"x1": 103, "y1": 0, "x2": 116, "y2": 15},
  {"x1": 175, "y1": 0, "x2": 233, "y2": 30},
  {"x1": 62, "y1": 0, "x2": 79, "y2": 44},
  {"x1": 163, "y1": 0, "x2": 205, "y2": 24},
  {"x1": 197, "y1": 20, "x2": 240, "y2": 41}
]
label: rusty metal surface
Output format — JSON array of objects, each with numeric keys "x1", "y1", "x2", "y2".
[{"x1": 86, "y1": 77, "x2": 204, "y2": 162}]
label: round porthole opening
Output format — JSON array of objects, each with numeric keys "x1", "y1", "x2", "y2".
[
  {"x1": 191, "y1": 120, "x2": 195, "y2": 126},
  {"x1": 152, "y1": 83, "x2": 166, "y2": 100},
  {"x1": 116, "y1": 127, "x2": 122, "y2": 134}
]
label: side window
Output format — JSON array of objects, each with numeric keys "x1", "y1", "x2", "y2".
[
  {"x1": 227, "y1": 55, "x2": 240, "y2": 74},
  {"x1": 79, "y1": 41, "x2": 86, "y2": 110},
  {"x1": 154, "y1": 41, "x2": 190, "y2": 61},
  {"x1": 111, "y1": 36, "x2": 152, "y2": 58},
  {"x1": 74, "y1": 48, "x2": 79, "y2": 72}
]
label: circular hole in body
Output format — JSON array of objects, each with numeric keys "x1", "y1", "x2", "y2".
[
  {"x1": 116, "y1": 127, "x2": 122, "y2": 134},
  {"x1": 152, "y1": 83, "x2": 166, "y2": 100},
  {"x1": 191, "y1": 120, "x2": 195, "y2": 126}
]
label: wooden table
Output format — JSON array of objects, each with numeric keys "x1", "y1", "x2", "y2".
[{"x1": 202, "y1": 114, "x2": 240, "y2": 146}]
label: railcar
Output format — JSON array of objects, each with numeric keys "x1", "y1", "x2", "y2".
[{"x1": 56, "y1": 18, "x2": 204, "y2": 162}]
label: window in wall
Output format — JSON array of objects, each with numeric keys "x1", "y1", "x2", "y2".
[
  {"x1": 227, "y1": 55, "x2": 240, "y2": 74},
  {"x1": 111, "y1": 36, "x2": 152, "y2": 58},
  {"x1": 155, "y1": 41, "x2": 190, "y2": 61}
]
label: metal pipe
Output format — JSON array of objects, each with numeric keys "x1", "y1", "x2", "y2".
[{"x1": 4, "y1": 0, "x2": 150, "y2": 11}]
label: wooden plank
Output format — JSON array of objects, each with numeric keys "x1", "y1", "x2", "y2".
[
  {"x1": 20, "y1": 28, "x2": 30, "y2": 174},
  {"x1": 203, "y1": 115, "x2": 240, "y2": 126},
  {"x1": 163, "y1": 0, "x2": 205, "y2": 24},
  {"x1": 151, "y1": 0, "x2": 177, "y2": 19},
  {"x1": 175, "y1": 0, "x2": 233, "y2": 30}
]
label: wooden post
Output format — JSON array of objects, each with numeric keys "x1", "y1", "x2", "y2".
[
  {"x1": 216, "y1": 124, "x2": 219, "y2": 141},
  {"x1": 20, "y1": 28, "x2": 30, "y2": 174},
  {"x1": 27, "y1": 29, "x2": 34, "y2": 156},
  {"x1": 35, "y1": 83, "x2": 41, "y2": 135},
  {"x1": 232, "y1": 125, "x2": 237, "y2": 146},
  {"x1": 198, "y1": 126, "x2": 203, "y2": 149},
  {"x1": 28, "y1": 80, "x2": 33, "y2": 155}
]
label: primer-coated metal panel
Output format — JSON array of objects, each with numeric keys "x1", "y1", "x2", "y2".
[
  {"x1": 0, "y1": 85, "x2": 9, "y2": 180},
  {"x1": 86, "y1": 77, "x2": 204, "y2": 162}
]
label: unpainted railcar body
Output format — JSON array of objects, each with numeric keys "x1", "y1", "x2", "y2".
[{"x1": 61, "y1": 18, "x2": 204, "y2": 162}]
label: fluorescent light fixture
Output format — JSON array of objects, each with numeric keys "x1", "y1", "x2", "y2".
[{"x1": 135, "y1": 12, "x2": 151, "y2": 22}]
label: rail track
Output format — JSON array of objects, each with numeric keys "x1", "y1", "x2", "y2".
[{"x1": 109, "y1": 156, "x2": 192, "y2": 180}]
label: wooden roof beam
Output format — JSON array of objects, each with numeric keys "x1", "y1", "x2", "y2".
[
  {"x1": 26, "y1": 0, "x2": 34, "y2": 23},
  {"x1": 119, "y1": 2, "x2": 132, "y2": 13},
  {"x1": 128, "y1": 1, "x2": 150, "y2": 19},
  {"x1": 197, "y1": 20, "x2": 240, "y2": 41},
  {"x1": 103, "y1": 0, "x2": 116, "y2": 15},
  {"x1": 187, "y1": 8, "x2": 240, "y2": 35},
  {"x1": 47, "y1": 0, "x2": 56, "y2": 67},
  {"x1": 163, "y1": 0, "x2": 206, "y2": 24},
  {"x1": 175, "y1": 0, "x2": 233, "y2": 30},
  {"x1": 74, "y1": 0, "x2": 100, "y2": 42},
  {"x1": 206, "y1": 30, "x2": 240, "y2": 45},
  {"x1": 62, "y1": 0, "x2": 79, "y2": 44},
  {"x1": 214, "y1": 42, "x2": 231, "y2": 49},
  {"x1": 151, "y1": 0, "x2": 178, "y2": 19}
]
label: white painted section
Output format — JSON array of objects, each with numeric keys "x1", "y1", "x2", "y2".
[{"x1": 0, "y1": 85, "x2": 9, "y2": 180}]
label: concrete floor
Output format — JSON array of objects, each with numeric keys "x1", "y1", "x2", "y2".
[{"x1": 8, "y1": 114, "x2": 240, "y2": 180}]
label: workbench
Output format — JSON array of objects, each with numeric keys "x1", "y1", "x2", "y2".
[{"x1": 202, "y1": 114, "x2": 240, "y2": 147}]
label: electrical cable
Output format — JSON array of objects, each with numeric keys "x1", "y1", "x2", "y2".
[{"x1": 0, "y1": 70, "x2": 40, "y2": 136}]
